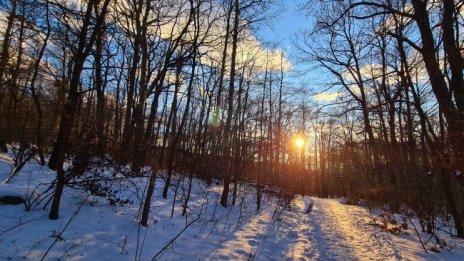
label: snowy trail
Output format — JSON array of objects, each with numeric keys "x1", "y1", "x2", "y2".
[
  {"x1": 308, "y1": 198, "x2": 406, "y2": 260},
  {"x1": 205, "y1": 208, "x2": 273, "y2": 260},
  {"x1": 205, "y1": 196, "x2": 412, "y2": 260},
  {"x1": 286, "y1": 196, "x2": 353, "y2": 261}
]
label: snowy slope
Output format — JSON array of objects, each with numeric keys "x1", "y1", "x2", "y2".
[{"x1": 1, "y1": 155, "x2": 464, "y2": 260}]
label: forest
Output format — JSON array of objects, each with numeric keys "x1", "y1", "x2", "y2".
[{"x1": 1, "y1": 0, "x2": 464, "y2": 259}]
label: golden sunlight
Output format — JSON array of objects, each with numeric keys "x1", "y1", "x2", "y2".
[{"x1": 294, "y1": 137, "x2": 305, "y2": 148}]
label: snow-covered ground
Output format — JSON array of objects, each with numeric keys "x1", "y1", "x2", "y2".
[{"x1": 1, "y1": 153, "x2": 464, "y2": 260}]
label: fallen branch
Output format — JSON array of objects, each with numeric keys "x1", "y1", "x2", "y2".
[
  {"x1": 3, "y1": 148, "x2": 35, "y2": 184},
  {"x1": 151, "y1": 216, "x2": 200, "y2": 260},
  {"x1": 408, "y1": 216, "x2": 428, "y2": 254}
]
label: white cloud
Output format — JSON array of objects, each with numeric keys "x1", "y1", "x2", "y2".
[
  {"x1": 109, "y1": 0, "x2": 291, "y2": 75},
  {"x1": 314, "y1": 92, "x2": 339, "y2": 102}
]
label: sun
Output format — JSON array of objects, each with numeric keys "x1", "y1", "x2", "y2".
[{"x1": 295, "y1": 137, "x2": 305, "y2": 148}]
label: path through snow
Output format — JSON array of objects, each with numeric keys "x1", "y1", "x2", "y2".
[{"x1": 207, "y1": 196, "x2": 424, "y2": 260}]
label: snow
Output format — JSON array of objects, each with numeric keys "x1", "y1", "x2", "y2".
[{"x1": 1, "y1": 154, "x2": 464, "y2": 260}]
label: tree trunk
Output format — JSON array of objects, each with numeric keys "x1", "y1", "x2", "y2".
[
  {"x1": 220, "y1": 0, "x2": 239, "y2": 208},
  {"x1": 0, "y1": 0, "x2": 17, "y2": 152},
  {"x1": 48, "y1": 0, "x2": 110, "y2": 219}
]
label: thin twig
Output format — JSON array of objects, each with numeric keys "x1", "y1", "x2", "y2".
[
  {"x1": 40, "y1": 195, "x2": 89, "y2": 261},
  {"x1": 0, "y1": 216, "x2": 43, "y2": 238},
  {"x1": 408, "y1": 216, "x2": 429, "y2": 254},
  {"x1": 151, "y1": 216, "x2": 200, "y2": 260}
]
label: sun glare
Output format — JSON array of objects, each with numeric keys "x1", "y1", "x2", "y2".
[{"x1": 295, "y1": 137, "x2": 305, "y2": 148}]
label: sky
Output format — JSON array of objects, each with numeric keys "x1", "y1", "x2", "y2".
[
  {"x1": 255, "y1": 0, "x2": 329, "y2": 102},
  {"x1": 256, "y1": 0, "x2": 310, "y2": 52}
]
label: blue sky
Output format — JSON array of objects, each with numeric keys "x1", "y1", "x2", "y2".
[
  {"x1": 257, "y1": 0, "x2": 310, "y2": 53},
  {"x1": 255, "y1": 0, "x2": 322, "y2": 100}
]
